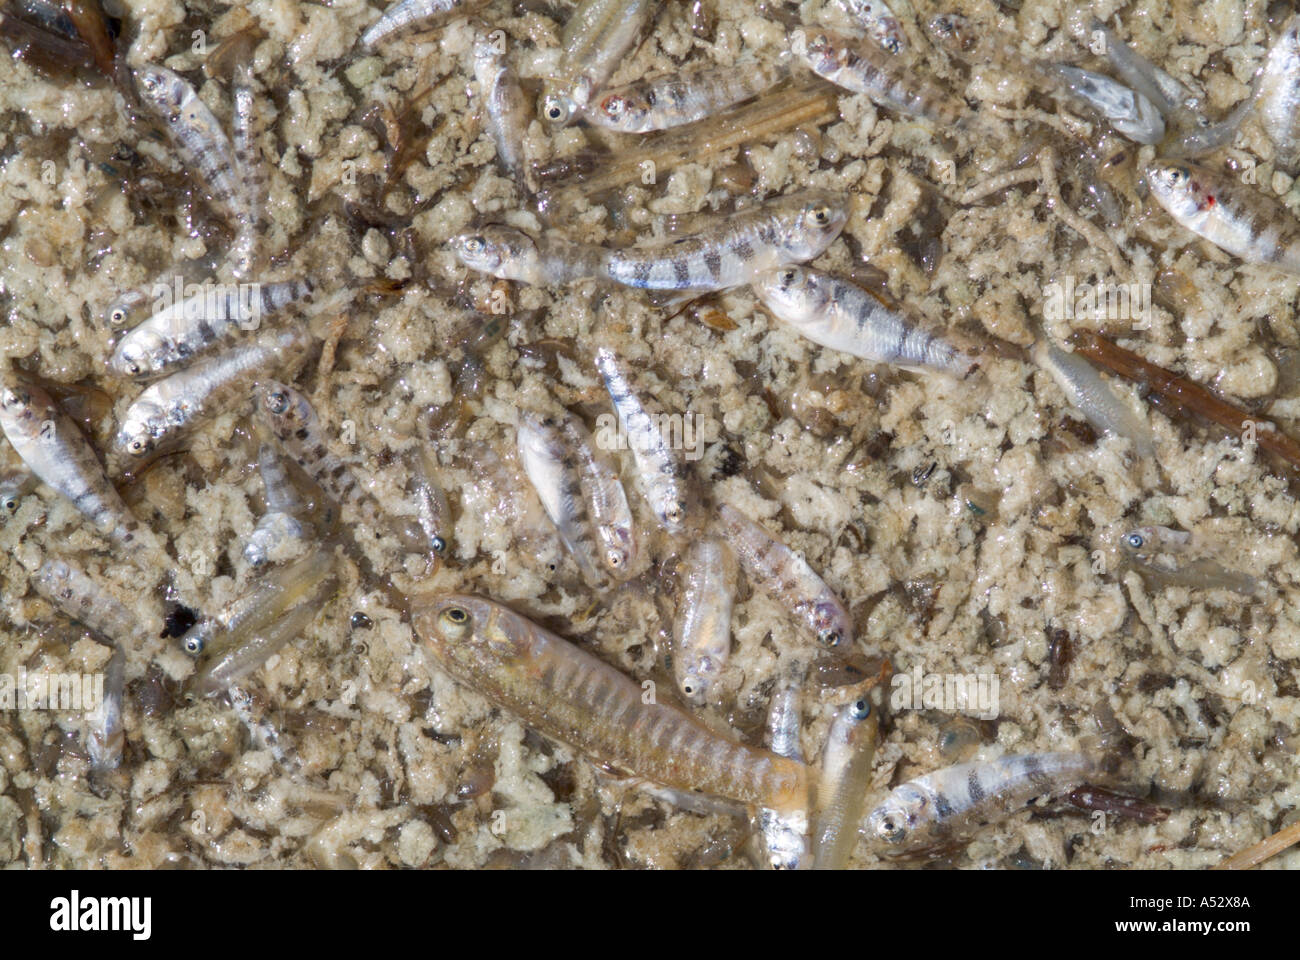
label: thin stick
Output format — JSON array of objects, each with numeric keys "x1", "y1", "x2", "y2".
[
  {"x1": 1214, "y1": 819, "x2": 1300, "y2": 870},
  {"x1": 1072, "y1": 332, "x2": 1300, "y2": 473}
]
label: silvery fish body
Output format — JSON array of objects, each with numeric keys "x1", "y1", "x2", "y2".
[
  {"x1": 33, "y1": 557, "x2": 156, "y2": 645},
  {"x1": 244, "y1": 444, "x2": 312, "y2": 568},
  {"x1": 474, "y1": 36, "x2": 530, "y2": 184},
  {"x1": 594, "y1": 347, "x2": 694, "y2": 534},
  {"x1": 584, "y1": 59, "x2": 787, "y2": 134},
  {"x1": 517, "y1": 412, "x2": 604, "y2": 586},
  {"x1": 451, "y1": 226, "x2": 609, "y2": 285},
  {"x1": 554, "y1": 414, "x2": 635, "y2": 578},
  {"x1": 604, "y1": 190, "x2": 847, "y2": 292},
  {"x1": 716, "y1": 502, "x2": 853, "y2": 648},
  {"x1": 1257, "y1": 16, "x2": 1300, "y2": 172},
  {"x1": 114, "y1": 327, "x2": 311, "y2": 459},
  {"x1": 1033, "y1": 340, "x2": 1156, "y2": 459},
  {"x1": 812, "y1": 694, "x2": 879, "y2": 868},
  {"x1": 671, "y1": 538, "x2": 736, "y2": 706},
  {"x1": 1051, "y1": 65, "x2": 1164, "y2": 144},
  {"x1": 866, "y1": 751, "x2": 1096, "y2": 852},
  {"x1": 760, "y1": 678, "x2": 810, "y2": 869},
  {"x1": 87, "y1": 643, "x2": 125, "y2": 771},
  {"x1": 108, "y1": 278, "x2": 313, "y2": 380},
  {"x1": 752, "y1": 265, "x2": 976, "y2": 375},
  {"x1": 832, "y1": 0, "x2": 907, "y2": 54},
  {"x1": 361, "y1": 0, "x2": 488, "y2": 46}
]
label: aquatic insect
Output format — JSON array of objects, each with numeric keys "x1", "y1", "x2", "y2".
[
  {"x1": 108, "y1": 279, "x2": 314, "y2": 380},
  {"x1": 360, "y1": 0, "x2": 488, "y2": 47},
  {"x1": 604, "y1": 189, "x2": 847, "y2": 292},
  {"x1": 584, "y1": 59, "x2": 787, "y2": 134},
  {"x1": 1147, "y1": 160, "x2": 1300, "y2": 274},
  {"x1": 1050, "y1": 65, "x2": 1164, "y2": 144},
  {"x1": 539, "y1": 0, "x2": 664, "y2": 127},
  {"x1": 793, "y1": 26, "x2": 965, "y2": 126},
  {"x1": 752, "y1": 265, "x2": 977, "y2": 375},
  {"x1": 415, "y1": 594, "x2": 809, "y2": 813},
  {"x1": 0, "y1": 375, "x2": 159, "y2": 559},
  {"x1": 866, "y1": 751, "x2": 1097, "y2": 853},
  {"x1": 716, "y1": 502, "x2": 853, "y2": 648},
  {"x1": 812, "y1": 689, "x2": 881, "y2": 869},
  {"x1": 1032, "y1": 340, "x2": 1156, "y2": 459},
  {"x1": 594, "y1": 346, "x2": 695, "y2": 534},
  {"x1": 671, "y1": 538, "x2": 737, "y2": 706},
  {"x1": 114, "y1": 326, "x2": 311, "y2": 459}
]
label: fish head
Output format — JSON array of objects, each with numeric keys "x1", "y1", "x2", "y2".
[
  {"x1": 1145, "y1": 161, "x2": 1204, "y2": 218},
  {"x1": 133, "y1": 64, "x2": 183, "y2": 113},
  {"x1": 779, "y1": 192, "x2": 848, "y2": 261},
  {"x1": 600, "y1": 529, "x2": 637, "y2": 578},
  {"x1": 590, "y1": 91, "x2": 649, "y2": 131},
  {"x1": 104, "y1": 289, "x2": 147, "y2": 328},
  {"x1": 451, "y1": 226, "x2": 539, "y2": 282},
  {"x1": 813, "y1": 600, "x2": 853, "y2": 648},
  {"x1": 866, "y1": 783, "x2": 928, "y2": 848},
  {"x1": 114, "y1": 415, "x2": 156, "y2": 458},
  {"x1": 539, "y1": 84, "x2": 580, "y2": 127},
  {"x1": 108, "y1": 333, "x2": 162, "y2": 380},
  {"x1": 751, "y1": 264, "x2": 826, "y2": 322},
  {"x1": 257, "y1": 380, "x2": 314, "y2": 438}
]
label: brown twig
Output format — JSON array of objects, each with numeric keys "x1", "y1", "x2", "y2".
[{"x1": 1215, "y1": 818, "x2": 1300, "y2": 870}]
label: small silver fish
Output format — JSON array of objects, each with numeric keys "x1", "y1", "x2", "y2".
[
  {"x1": 103, "y1": 288, "x2": 150, "y2": 328},
  {"x1": 794, "y1": 27, "x2": 966, "y2": 125},
  {"x1": 1120, "y1": 524, "x2": 1192, "y2": 558},
  {"x1": 540, "y1": 0, "x2": 664, "y2": 126},
  {"x1": 1033, "y1": 340, "x2": 1156, "y2": 458},
  {"x1": 0, "y1": 376, "x2": 156, "y2": 557},
  {"x1": 866, "y1": 751, "x2": 1097, "y2": 853},
  {"x1": 361, "y1": 0, "x2": 488, "y2": 47},
  {"x1": 244, "y1": 444, "x2": 312, "y2": 568},
  {"x1": 1146, "y1": 160, "x2": 1300, "y2": 274},
  {"x1": 671, "y1": 538, "x2": 737, "y2": 706},
  {"x1": 114, "y1": 326, "x2": 311, "y2": 459},
  {"x1": 1051, "y1": 65, "x2": 1165, "y2": 144},
  {"x1": 716, "y1": 502, "x2": 853, "y2": 648},
  {"x1": 1121, "y1": 524, "x2": 1260, "y2": 596},
  {"x1": 760, "y1": 677, "x2": 810, "y2": 869},
  {"x1": 108, "y1": 278, "x2": 314, "y2": 380},
  {"x1": 594, "y1": 347, "x2": 695, "y2": 534},
  {"x1": 410, "y1": 445, "x2": 453, "y2": 560},
  {"x1": 228, "y1": 59, "x2": 269, "y2": 280},
  {"x1": 604, "y1": 190, "x2": 847, "y2": 292},
  {"x1": 752, "y1": 265, "x2": 976, "y2": 375},
  {"x1": 451, "y1": 226, "x2": 609, "y2": 285},
  {"x1": 583, "y1": 59, "x2": 787, "y2": 134},
  {"x1": 87, "y1": 642, "x2": 125, "y2": 771},
  {"x1": 517, "y1": 412, "x2": 604, "y2": 586},
  {"x1": 1257, "y1": 15, "x2": 1300, "y2": 172},
  {"x1": 134, "y1": 64, "x2": 247, "y2": 228},
  {"x1": 0, "y1": 468, "x2": 35, "y2": 516},
  {"x1": 473, "y1": 36, "x2": 530, "y2": 185},
  {"x1": 812, "y1": 692, "x2": 880, "y2": 869},
  {"x1": 33, "y1": 557, "x2": 158, "y2": 646}
]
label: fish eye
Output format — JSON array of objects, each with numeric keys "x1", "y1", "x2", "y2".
[
  {"x1": 444, "y1": 606, "x2": 469, "y2": 624},
  {"x1": 819, "y1": 628, "x2": 842, "y2": 647},
  {"x1": 602, "y1": 96, "x2": 624, "y2": 117},
  {"x1": 665, "y1": 502, "x2": 685, "y2": 524},
  {"x1": 265, "y1": 390, "x2": 289, "y2": 415},
  {"x1": 1125, "y1": 533, "x2": 1143, "y2": 548},
  {"x1": 851, "y1": 698, "x2": 871, "y2": 720},
  {"x1": 109, "y1": 307, "x2": 127, "y2": 324},
  {"x1": 128, "y1": 438, "x2": 150, "y2": 455},
  {"x1": 2, "y1": 496, "x2": 17, "y2": 513},
  {"x1": 810, "y1": 204, "x2": 831, "y2": 225},
  {"x1": 544, "y1": 99, "x2": 565, "y2": 122},
  {"x1": 463, "y1": 235, "x2": 486, "y2": 254},
  {"x1": 877, "y1": 815, "x2": 905, "y2": 842},
  {"x1": 431, "y1": 536, "x2": 447, "y2": 556},
  {"x1": 780, "y1": 268, "x2": 798, "y2": 285},
  {"x1": 606, "y1": 549, "x2": 624, "y2": 568},
  {"x1": 126, "y1": 361, "x2": 141, "y2": 375},
  {"x1": 183, "y1": 635, "x2": 204, "y2": 656}
]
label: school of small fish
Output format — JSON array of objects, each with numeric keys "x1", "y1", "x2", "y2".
[{"x1": 4, "y1": 0, "x2": 1300, "y2": 870}]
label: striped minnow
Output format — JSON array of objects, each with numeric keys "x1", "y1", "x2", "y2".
[
  {"x1": 793, "y1": 27, "x2": 966, "y2": 126},
  {"x1": 594, "y1": 346, "x2": 695, "y2": 534},
  {"x1": 716, "y1": 502, "x2": 853, "y2": 648},
  {"x1": 554, "y1": 412, "x2": 636, "y2": 578},
  {"x1": 831, "y1": 0, "x2": 906, "y2": 54},
  {"x1": 244, "y1": 444, "x2": 313, "y2": 568},
  {"x1": 197, "y1": 577, "x2": 335, "y2": 695},
  {"x1": 108, "y1": 278, "x2": 314, "y2": 380},
  {"x1": 104, "y1": 288, "x2": 150, "y2": 329},
  {"x1": 0, "y1": 376, "x2": 157, "y2": 558},
  {"x1": 517, "y1": 412, "x2": 604, "y2": 587},
  {"x1": 1256, "y1": 15, "x2": 1300, "y2": 173},
  {"x1": 0, "y1": 468, "x2": 36, "y2": 516},
  {"x1": 113, "y1": 326, "x2": 311, "y2": 459},
  {"x1": 671, "y1": 538, "x2": 736, "y2": 706},
  {"x1": 86, "y1": 641, "x2": 125, "y2": 771},
  {"x1": 540, "y1": 0, "x2": 664, "y2": 127},
  {"x1": 133, "y1": 64, "x2": 248, "y2": 232},
  {"x1": 473, "y1": 35, "x2": 530, "y2": 186},
  {"x1": 415, "y1": 594, "x2": 810, "y2": 814},
  {"x1": 1121, "y1": 524, "x2": 1261, "y2": 597},
  {"x1": 228, "y1": 59, "x2": 268, "y2": 280},
  {"x1": 409, "y1": 445, "x2": 452, "y2": 559},
  {"x1": 360, "y1": 0, "x2": 488, "y2": 47},
  {"x1": 866, "y1": 751, "x2": 1097, "y2": 853},
  {"x1": 752, "y1": 265, "x2": 977, "y2": 375},
  {"x1": 1032, "y1": 340, "x2": 1156, "y2": 459},
  {"x1": 451, "y1": 226, "x2": 609, "y2": 285},
  {"x1": 583, "y1": 58, "x2": 788, "y2": 134},
  {"x1": 604, "y1": 189, "x2": 847, "y2": 292},
  {"x1": 32, "y1": 557, "x2": 160, "y2": 647},
  {"x1": 759, "y1": 676, "x2": 810, "y2": 868},
  {"x1": 1146, "y1": 160, "x2": 1300, "y2": 274},
  {"x1": 179, "y1": 548, "x2": 336, "y2": 657},
  {"x1": 1050, "y1": 65, "x2": 1165, "y2": 145},
  {"x1": 256, "y1": 381, "x2": 427, "y2": 553},
  {"x1": 812, "y1": 691, "x2": 880, "y2": 868}
]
